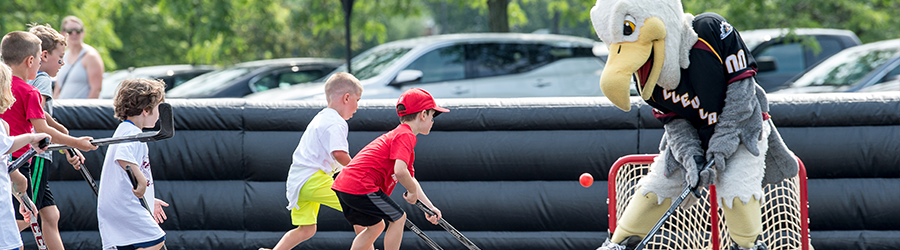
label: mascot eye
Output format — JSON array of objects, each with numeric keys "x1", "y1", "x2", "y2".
[{"x1": 623, "y1": 20, "x2": 636, "y2": 35}]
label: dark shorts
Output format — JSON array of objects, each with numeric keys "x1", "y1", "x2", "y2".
[
  {"x1": 334, "y1": 190, "x2": 405, "y2": 227},
  {"x1": 116, "y1": 235, "x2": 166, "y2": 250},
  {"x1": 13, "y1": 156, "x2": 56, "y2": 220}
]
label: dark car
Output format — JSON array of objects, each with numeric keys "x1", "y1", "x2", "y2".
[
  {"x1": 166, "y1": 58, "x2": 342, "y2": 98},
  {"x1": 771, "y1": 39, "x2": 900, "y2": 94},
  {"x1": 100, "y1": 64, "x2": 217, "y2": 99},
  {"x1": 741, "y1": 28, "x2": 861, "y2": 91}
]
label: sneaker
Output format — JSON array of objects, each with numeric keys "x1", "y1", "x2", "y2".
[
  {"x1": 597, "y1": 235, "x2": 641, "y2": 250},
  {"x1": 731, "y1": 240, "x2": 768, "y2": 250},
  {"x1": 258, "y1": 248, "x2": 272, "y2": 250}
]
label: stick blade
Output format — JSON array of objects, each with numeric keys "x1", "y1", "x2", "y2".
[{"x1": 145, "y1": 102, "x2": 174, "y2": 142}]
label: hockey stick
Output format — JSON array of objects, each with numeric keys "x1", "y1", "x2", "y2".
[
  {"x1": 405, "y1": 220, "x2": 444, "y2": 250},
  {"x1": 125, "y1": 165, "x2": 168, "y2": 250},
  {"x1": 634, "y1": 159, "x2": 715, "y2": 250},
  {"x1": 18, "y1": 192, "x2": 47, "y2": 249},
  {"x1": 410, "y1": 198, "x2": 481, "y2": 250},
  {"x1": 6, "y1": 138, "x2": 50, "y2": 174},
  {"x1": 44, "y1": 102, "x2": 175, "y2": 152},
  {"x1": 6, "y1": 138, "x2": 49, "y2": 249},
  {"x1": 66, "y1": 148, "x2": 98, "y2": 196}
]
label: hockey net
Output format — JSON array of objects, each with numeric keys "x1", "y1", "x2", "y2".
[{"x1": 608, "y1": 154, "x2": 810, "y2": 250}]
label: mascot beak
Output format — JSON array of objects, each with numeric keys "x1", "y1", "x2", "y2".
[{"x1": 599, "y1": 17, "x2": 667, "y2": 111}]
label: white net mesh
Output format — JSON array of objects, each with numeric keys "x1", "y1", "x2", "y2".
[{"x1": 608, "y1": 155, "x2": 809, "y2": 250}]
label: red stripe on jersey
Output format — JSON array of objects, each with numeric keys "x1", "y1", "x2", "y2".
[{"x1": 727, "y1": 70, "x2": 758, "y2": 84}]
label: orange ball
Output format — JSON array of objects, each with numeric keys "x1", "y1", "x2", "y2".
[{"x1": 579, "y1": 173, "x2": 594, "y2": 187}]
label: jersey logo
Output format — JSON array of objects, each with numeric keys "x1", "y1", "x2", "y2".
[
  {"x1": 720, "y1": 21, "x2": 733, "y2": 40},
  {"x1": 662, "y1": 89, "x2": 717, "y2": 125},
  {"x1": 725, "y1": 49, "x2": 748, "y2": 74}
]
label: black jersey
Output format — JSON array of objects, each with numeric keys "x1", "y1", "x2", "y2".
[{"x1": 644, "y1": 13, "x2": 757, "y2": 149}]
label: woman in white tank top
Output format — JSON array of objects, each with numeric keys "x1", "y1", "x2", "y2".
[{"x1": 55, "y1": 16, "x2": 104, "y2": 99}]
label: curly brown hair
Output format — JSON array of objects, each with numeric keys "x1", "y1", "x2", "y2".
[{"x1": 113, "y1": 78, "x2": 166, "y2": 121}]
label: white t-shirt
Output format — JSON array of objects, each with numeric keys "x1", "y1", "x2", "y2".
[
  {"x1": 97, "y1": 122, "x2": 164, "y2": 249},
  {"x1": 0, "y1": 122, "x2": 23, "y2": 249},
  {"x1": 285, "y1": 108, "x2": 348, "y2": 210}
]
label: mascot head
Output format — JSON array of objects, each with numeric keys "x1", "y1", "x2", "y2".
[{"x1": 591, "y1": 0, "x2": 698, "y2": 111}]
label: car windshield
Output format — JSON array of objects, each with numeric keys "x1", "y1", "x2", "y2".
[
  {"x1": 788, "y1": 46, "x2": 900, "y2": 88},
  {"x1": 167, "y1": 67, "x2": 252, "y2": 97},
  {"x1": 325, "y1": 47, "x2": 412, "y2": 81}
]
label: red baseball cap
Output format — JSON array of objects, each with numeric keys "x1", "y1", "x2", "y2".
[{"x1": 396, "y1": 88, "x2": 450, "y2": 117}]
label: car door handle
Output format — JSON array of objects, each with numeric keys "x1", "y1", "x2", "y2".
[
  {"x1": 453, "y1": 89, "x2": 470, "y2": 95},
  {"x1": 534, "y1": 79, "x2": 551, "y2": 88}
]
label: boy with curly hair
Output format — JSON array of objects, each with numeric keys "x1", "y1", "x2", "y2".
[{"x1": 97, "y1": 78, "x2": 169, "y2": 250}]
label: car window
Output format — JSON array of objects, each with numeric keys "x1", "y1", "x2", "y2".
[
  {"x1": 789, "y1": 49, "x2": 899, "y2": 88},
  {"x1": 252, "y1": 69, "x2": 327, "y2": 92},
  {"x1": 404, "y1": 45, "x2": 465, "y2": 83},
  {"x1": 167, "y1": 67, "x2": 251, "y2": 97},
  {"x1": 877, "y1": 63, "x2": 900, "y2": 84},
  {"x1": 469, "y1": 43, "x2": 534, "y2": 78},
  {"x1": 755, "y1": 43, "x2": 805, "y2": 75},
  {"x1": 806, "y1": 38, "x2": 843, "y2": 66}
]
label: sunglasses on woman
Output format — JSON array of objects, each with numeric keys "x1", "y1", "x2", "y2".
[{"x1": 63, "y1": 28, "x2": 83, "y2": 34}]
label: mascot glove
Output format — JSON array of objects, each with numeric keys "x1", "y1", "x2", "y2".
[{"x1": 685, "y1": 155, "x2": 715, "y2": 189}]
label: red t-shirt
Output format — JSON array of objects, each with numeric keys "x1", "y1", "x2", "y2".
[
  {"x1": 0, "y1": 76, "x2": 45, "y2": 157},
  {"x1": 332, "y1": 124, "x2": 416, "y2": 196}
]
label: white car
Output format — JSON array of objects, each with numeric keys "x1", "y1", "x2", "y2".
[{"x1": 245, "y1": 33, "x2": 606, "y2": 100}]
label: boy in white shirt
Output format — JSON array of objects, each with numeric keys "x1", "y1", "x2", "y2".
[
  {"x1": 97, "y1": 78, "x2": 169, "y2": 250},
  {"x1": 260, "y1": 72, "x2": 363, "y2": 250},
  {"x1": 0, "y1": 63, "x2": 52, "y2": 250}
]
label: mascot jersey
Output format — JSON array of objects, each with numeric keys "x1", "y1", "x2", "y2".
[{"x1": 645, "y1": 13, "x2": 757, "y2": 149}]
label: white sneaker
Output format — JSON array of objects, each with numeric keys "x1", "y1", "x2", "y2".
[{"x1": 597, "y1": 235, "x2": 641, "y2": 250}]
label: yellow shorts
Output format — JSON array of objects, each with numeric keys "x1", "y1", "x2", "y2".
[{"x1": 291, "y1": 170, "x2": 343, "y2": 226}]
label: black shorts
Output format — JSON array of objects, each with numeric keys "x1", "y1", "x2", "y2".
[
  {"x1": 13, "y1": 156, "x2": 56, "y2": 220},
  {"x1": 334, "y1": 190, "x2": 405, "y2": 227}
]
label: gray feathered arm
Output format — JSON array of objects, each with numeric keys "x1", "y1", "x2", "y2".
[
  {"x1": 706, "y1": 77, "x2": 764, "y2": 171},
  {"x1": 662, "y1": 119, "x2": 714, "y2": 187}
]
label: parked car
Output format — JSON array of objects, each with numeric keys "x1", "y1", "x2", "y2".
[
  {"x1": 100, "y1": 64, "x2": 217, "y2": 99},
  {"x1": 771, "y1": 39, "x2": 900, "y2": 94},
  {"x1": 245, "y1": 33, "x2": 605, "y2": 100},
  {"x1": 740, "y1": 28, "x2": 861, "y2": 91},
  {"x1": 166, "y1": 58, "x2": 342, "y2": 98}
]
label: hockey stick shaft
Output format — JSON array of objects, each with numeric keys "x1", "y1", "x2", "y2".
[
  {"x1": 44, "y1": 102, "x2": 175, "y2": 151},
  {"x1": 19, "y1": 192, "x2": 47, "y2": 249},
  {"x1": 414, "y1": 200, "x2": 481, "y2": 250},
  {"x1": 67, "y1": 149, "x2": 99, "y2": 196},
  {"x1": 6, "y1": 138, "x2": 50, "y2": 174},
  {"x1": 125, "y1": 165, "x2": 168, "y2": 250},
  {"x1": 405, "y1": 220, "x2": 444, "y2": 250},
  {"x1": 634, "y1": 159, "x2": 715, "y2": 250}
]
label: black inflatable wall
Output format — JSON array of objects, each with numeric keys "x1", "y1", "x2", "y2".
[{"x1": 22, "y1": 92, "x2": 899, "y2": 250}]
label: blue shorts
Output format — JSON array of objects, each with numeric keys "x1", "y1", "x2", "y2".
[{"x1": 116, "y1": 235, "x2": 166, "y2": 250}]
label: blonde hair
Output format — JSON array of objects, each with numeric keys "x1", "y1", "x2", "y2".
[
  {"x1": 324, "y1": 72, "x2": 363, "y2": 102},
  {"x1": 0, "y1": 64, "x2": 16, "y2": 113},
  {"x1": 61, "y1": 16, "x2": 85, "y2": 30},
  {"x1": 113, "y1": 79, "x2": 166, "y2": 121},
  {"x1": 28, "y1": 23, "x2": 67, "y2": 53},
  {"x1": 1, "y1": 31, "x2": 42, "y2": 66}
]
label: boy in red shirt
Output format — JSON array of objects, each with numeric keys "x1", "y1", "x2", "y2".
[
  {"x1": 332, "y1": 88, "x2": 448, "y2": 250},
  {"x1": 1, "y1": 31, "x2": 97, "y2": 250}
]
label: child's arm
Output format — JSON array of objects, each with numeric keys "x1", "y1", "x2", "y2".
[
  {"x1": 394, "y1": 159, "x2": 442, "y2": 224},
  {"x1": 118, "y1": 160, "x2": 148, "y2": 198},
  {"x1": 5, "y1": 133, "x2": 52, "y2": 155},
  {"x1": 10, "y1": 169, "x2": 28, "y2": 201},
  {"x1": 43, "y1": 111, "x2": 68, "y2": 135},
  {"x1": 332, "y1": 150, "x2": 351, "y2": 166},
  {"x1": 31, "y1": 118, "x2": 97, "y2": 151}
]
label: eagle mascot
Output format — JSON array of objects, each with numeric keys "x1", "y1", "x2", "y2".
[{"x1": 589, "y1": 0, "x2": 799, "y2": 249}]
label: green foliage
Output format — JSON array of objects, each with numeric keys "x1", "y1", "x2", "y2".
[{"x1": 1, "y1": 0, "x2": 897, "y2": 72}]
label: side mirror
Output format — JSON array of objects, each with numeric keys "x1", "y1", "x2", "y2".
[
  {"x1": 390, "y1": 69, "x2": 423, "y2": 86},
  {"x1": 757, "y1": 56, "x2": 778, "y2": 72}
]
